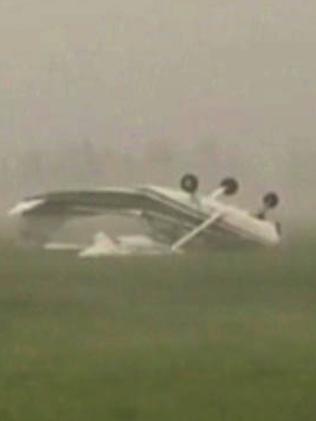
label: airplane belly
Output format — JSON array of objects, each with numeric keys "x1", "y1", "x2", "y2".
[{"x1": 144, "y1": 207, "x2": 280, "y2": 249}]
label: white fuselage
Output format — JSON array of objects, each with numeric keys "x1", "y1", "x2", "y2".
[{"x1": 144, "y1": 186, "x2": 280, "y2": 247}]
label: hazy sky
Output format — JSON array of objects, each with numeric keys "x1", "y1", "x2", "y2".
[{"x1": 0, "y1": 1, "x2": 315, "y2": 223}]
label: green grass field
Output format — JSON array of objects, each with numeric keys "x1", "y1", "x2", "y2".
[{"x1": 0, "y1": 240, "x2": 316, "y2": 420}]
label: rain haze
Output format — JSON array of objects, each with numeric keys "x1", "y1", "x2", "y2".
[
  {"x1": 2, "y1": 5, "x2": 316, "y2": 419},
  {"x1": 1, "y1": 0, "x2": 315, "y2": 231}
]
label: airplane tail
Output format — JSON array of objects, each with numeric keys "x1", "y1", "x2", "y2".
[
  {"x1": 79, "y1": 231, "x2": 119, "y2": 257},
  {"x1": 93, "y1": 231, "x2": 117, "y2": 248}
]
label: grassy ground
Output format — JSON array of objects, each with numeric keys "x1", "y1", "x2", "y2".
[{"x1": 0, "y1": 240, "x2": 315, "y2": 420}]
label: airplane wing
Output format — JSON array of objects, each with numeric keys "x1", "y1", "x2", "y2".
[
  {"x1": 10, "y1": 187, "x2": 206, "y2": 223},
  {"x1": 9, "y1": 187, "x2": 211, "y2": 245}
]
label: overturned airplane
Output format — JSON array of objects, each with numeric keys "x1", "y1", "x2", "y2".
[{"x1": 9, "y1": 175, "x2": 281, "y2": 256}]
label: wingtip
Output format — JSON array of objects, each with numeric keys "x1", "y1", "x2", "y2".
[{"x1": 8, "y1": 199, "x2": 45, "y2": 216}]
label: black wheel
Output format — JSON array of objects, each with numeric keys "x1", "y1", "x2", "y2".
[
  {"x1": 220, "y1": 177, "x2": 239, "y2": 195},
  {"x1": 263, "y1": 192, "x2": 279, "y2": 209},
  {"x1": 180, "y1": 174, "x2": 199, "y2": 194}
]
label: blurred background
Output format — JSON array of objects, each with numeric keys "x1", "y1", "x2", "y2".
[{"x1": 0, "y1": 0, "x2": 315, "y2": 233}]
